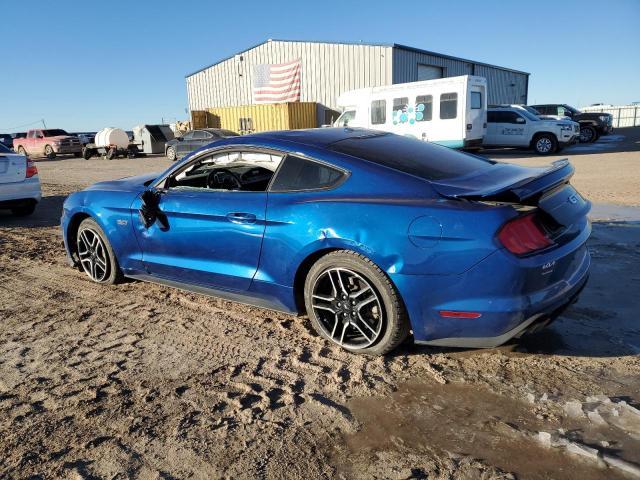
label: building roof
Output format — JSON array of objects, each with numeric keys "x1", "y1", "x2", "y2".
[{"x1": 185, "y1": 39, "x2": 530, "y2": 78}]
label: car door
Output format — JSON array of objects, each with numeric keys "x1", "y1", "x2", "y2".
[
  {"x1": 130, "y1": 149, "x2": 275, "y2": 291},
  {"x1": 488, "y1": 111, "x2": 527, "y2": 146},
  {"x1": 175, "y1": 131, "x2": 195, "y2": 157}
]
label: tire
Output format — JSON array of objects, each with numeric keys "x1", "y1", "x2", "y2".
[
  {"x1": 17, "y1": 146, "x2": 28, "y2": 157},
  {"x1": 73, "y1": 152, "x2": 82, "y2": 158},
  {"x1": 533, "y1": 133, "x2": 557, "y2": 155},
  {"x1": 303, "y1": 250, "x2": 410, "y2": 355},
  {"x1": 76, "y1": 218, "x2": 123, "y2": 284},
  {"x1": 106, "y1": 147, "x2": 116, "y2": 160},
  {"x1": 579, "y1": 126, "x2": 596, "y2": 143},
  {"x1": 11, "y1": 203, "x2": 36, "y2": 216},
  {"x1": 44, "y1": 145, "x2": 56, "y2": 159},
  {"x1": 83, "y1": 147, "x2": 94, "y2": 160},
  {"x1": 166, "y1": 146, "x2": 177, "y2": 161}
]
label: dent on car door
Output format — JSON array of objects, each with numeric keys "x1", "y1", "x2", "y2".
[{"x1": 130, "y1": 150, "x2": 272, "y2": 291}]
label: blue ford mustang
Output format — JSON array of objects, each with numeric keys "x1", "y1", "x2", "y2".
[{"x1": 61, "y1": 128, "x2": 591, "y2": 355}]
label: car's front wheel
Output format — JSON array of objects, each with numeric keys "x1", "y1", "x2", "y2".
[
  {"x1": 579, "y1": 126, "x2": 597, "y2": 143},
  {"x1": 44, "y1": 145, "x2": 56, "y2": 159},
  {"x1": 533, "y1": 133, "x2": 557, "y2": 155},
  {"x1": 304, "y1": 251, "x2": 410, "y2": 355},
  {"x1": 76, "y1": 218, "x2": 122, "y2": 284},
  {"x1": 166, "y1": 146, "x2": 177, "y2": 161}
]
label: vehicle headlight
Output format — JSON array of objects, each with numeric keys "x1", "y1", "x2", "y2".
[{"x1": 559, "y1": 124, "x2": 573, "y2": 131}]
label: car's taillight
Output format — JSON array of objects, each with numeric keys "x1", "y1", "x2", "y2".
[
  {"x1": 498, "y1": 213, "x2": 553, "y2": 255},
  {"x1": 26, "y1": 158, "x2": 38, "y2": 178}
]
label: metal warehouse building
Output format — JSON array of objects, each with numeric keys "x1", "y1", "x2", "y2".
[{"x1": 186, "y1": 39, "x2": 529, "y2": 129}]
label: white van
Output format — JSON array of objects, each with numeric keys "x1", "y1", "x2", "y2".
[{"x1": 334, "y1": 75, "x2": 487, "y2": 148}]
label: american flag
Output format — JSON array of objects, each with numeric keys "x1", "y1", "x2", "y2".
[{"x1": 253, "y1": 59, "x2": 301, "y2": 103}]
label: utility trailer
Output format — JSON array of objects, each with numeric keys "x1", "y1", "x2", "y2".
[{"x1": 82, "y1": 128, "x2": 142, "y2": 160}]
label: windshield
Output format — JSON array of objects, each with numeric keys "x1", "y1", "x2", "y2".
[
  {"x1": 0, "y1": 143, "x2": 11, "y2": 153},
  {"x1": 43, "y1": 129, "x2": 69, "y2": 137},
  {"x1": 564, "y1": 105, "x2": 580, "y2": 114},
  {"x1": 334, "y1": 110, "x2": 356, "y2": 127},
  {"x1": 519, "y1": 109, "x2": 540, "y2": 122},
  {"x1": 329, "y1": 132, "x2": 494, "y2": 181},
  {"x1": 523, "y1": 105, "x2": 541, "y2": 116}
]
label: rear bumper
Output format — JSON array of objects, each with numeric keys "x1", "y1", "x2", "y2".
[
  {"x1": 392, "y1": 219, "x2": 591, "y2": 347},
  {"x1": 0, "y1": 177, "x2": 41, "y2": 205}
]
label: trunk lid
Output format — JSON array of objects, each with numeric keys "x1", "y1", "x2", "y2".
[
  {"x1": 0, "y1": 152, "x2": 27, "y2": 184},
  {"x1": 431, "y1": 159, "x2": 591, "y2": 227}
]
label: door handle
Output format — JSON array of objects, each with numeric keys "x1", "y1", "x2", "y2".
[{"x1": 226, "y1": 212, "x2": 257, "y2": 224}]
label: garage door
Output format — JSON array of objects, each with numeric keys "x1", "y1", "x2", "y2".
[{"x1": 417, "y1": 64, "x2": 444, "y2": 81}]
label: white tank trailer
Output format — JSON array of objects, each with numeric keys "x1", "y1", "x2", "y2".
[{"x1": 83, "y1": 127, "x2": 141, "y2": 160}]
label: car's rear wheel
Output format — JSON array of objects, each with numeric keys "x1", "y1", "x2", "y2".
[
  {"x1": 579, "y1": 126, "x2": 596, "y2": 143},
  {"x1": 166, "y1": 146, "x2": 177, "y2": 161},
  {"x1": 304, "y1": 251, "x2": 409, "y2": 355},
  {"x1": 76, "y1": 218, "x2": 122, "y2": 284},
  {"x1": 17, "y1": 146, "x2": 27, "y2": 157},
  {"x1": 533, "y1": 134, "x2": 557, "y2": 155},
  {"x1": 44, "y1": 145, "x2": 56, "y2": 159}
]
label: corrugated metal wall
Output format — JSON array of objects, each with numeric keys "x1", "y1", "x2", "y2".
[
  {"x1": 186, "y1": 41, "x2": 529, "y2": 121},
  {"x1": 473, "y1": 64, "x2": 528, "y2": 105},
  {"x1": 392, "y1": 47, "x2": 528, "y2": 105},
  {"x1": 186, "y1": 40, "x2": 393, "y2": 123}
]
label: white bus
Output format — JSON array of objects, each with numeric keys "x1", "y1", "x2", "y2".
[{"x1": 334, "y1": 75, "x2": 487, "y2": 148}]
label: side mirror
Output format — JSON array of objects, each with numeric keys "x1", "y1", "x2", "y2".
[
  {"x1": 38, "y1": 134, "x2": 44, "y2": 139},
  {"x1": 177, "y1": 137, "x2": 184, "y2": 141},
  {"x1": 139, "y1": 189, "x2": 168, "y2": 229}
]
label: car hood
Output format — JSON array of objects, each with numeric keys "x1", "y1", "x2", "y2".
[
  {"x1": 47, "y1": 135, "x2": 78, "y2": 141},
  {"x1": 85, "y1": 173, "x2": 158, "y2": 192}
]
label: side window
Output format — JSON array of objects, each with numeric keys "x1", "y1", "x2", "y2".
[
  {"x1": 393, "y1": 97, "x2": 409, "y2": 112},
  {"x1": 192, "y1": 131, "x2": 207, "y2": 140},
  {"x1": 487, "y1": 111, "x2": 500, "y2": 123},
  {"x1": 166, "y1": 150, "x2": 282, "y2": 192},
  {"x1": 270, "y1": 155, "x2": 345, "y2": 192},
  {"x1": 28, "y1": 130, "x2": 38, "y2": 139},
  {"x1": 182, "y1": 131, "x2": 194, "y2": 140},
  {"x1": 415, "y1": 95, "x2": 433, "y2": 122},
  {"x1": 370, "y1": 100, "x2": 386, "y2": 125},
  {"x1": 440, "y1": 93, "x2": 458, "y2": 119},
  {"x1": 507, "y1": 112, "x2": 524, "y2": 124},
  {"x1": 471, "y1": 91, "x2": 482, "y2": 109}
]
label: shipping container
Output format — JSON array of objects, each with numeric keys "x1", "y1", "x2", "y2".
[{"x1": 192, "y1": 102, "x2": 317, "y2": 133}]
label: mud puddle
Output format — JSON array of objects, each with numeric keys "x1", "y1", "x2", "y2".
[{"x1": 336, "y1": 381, "x2": 640, "y2": 479}]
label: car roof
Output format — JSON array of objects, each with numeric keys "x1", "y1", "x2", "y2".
[{"x1": 245, "y1": 128, "x2": 388, "y2": 148}]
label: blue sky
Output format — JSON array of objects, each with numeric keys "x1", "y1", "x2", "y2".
[{"x1": 3, "y1": 0, "x2": 638, "y2": 132}]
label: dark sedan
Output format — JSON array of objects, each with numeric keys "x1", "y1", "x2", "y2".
[{"x1": 165, "y1": 128, "x2": 239, "y2": 161}]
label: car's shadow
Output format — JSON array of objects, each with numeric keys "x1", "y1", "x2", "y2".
[{"x1": 0, "y1": 194, "x2": 67, "y2": 228}]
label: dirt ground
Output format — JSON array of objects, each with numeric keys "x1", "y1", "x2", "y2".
[{"x1": 1, "y1": 128, "x2": 639, "y2": 479}]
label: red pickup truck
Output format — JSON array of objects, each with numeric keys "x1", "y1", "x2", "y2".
[{"x1": 13, "y1": 129, "x2": 82, "y2": 159}]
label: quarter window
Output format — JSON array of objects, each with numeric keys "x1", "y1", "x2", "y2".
[
  {"x1": 370, "y1": 100, "x2": 386, "y2": 125},
  {"x1": 270, "y1": 155, "x2": 345, "y2": 192},
  {"x1": 471, "y1": 92, "x2": 482, "y2": 109},
  {"x1": 415, "y1": 95, "x2": 433, "y2": 122},
  {"x1": 440, "y1": 93, "x2": 458, "y2": 119}
]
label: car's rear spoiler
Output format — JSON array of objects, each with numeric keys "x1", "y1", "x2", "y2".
[
  {"x1": 431, "y1": 159, "x2": 575, "y2": 204},
  {"x1": 432, "y1": 160, "x2": 590, "y2": 226}
]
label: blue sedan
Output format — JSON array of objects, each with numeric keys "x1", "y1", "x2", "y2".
[{"x1": 61, "y1": 128, "x2": 591, "y2": 355}]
